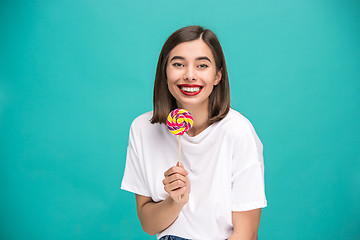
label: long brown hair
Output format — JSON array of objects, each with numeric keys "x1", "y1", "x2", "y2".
[{"x1": 151, "y1": 25, "x2": 230, "y2": 124}]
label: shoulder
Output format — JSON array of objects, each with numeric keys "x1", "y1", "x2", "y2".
[
  {"x1": 129, "y1": 111, "x2": 166, "y2": 137},
  {"x1": 217, "y1": 108, "x2": 262, "y2": 147},
  {"x1": 130, "y1": 111, "x2": 153, "y2": 129},
  {"x1": 220, "y1": 108, "x2": 258, "y2": 135}
]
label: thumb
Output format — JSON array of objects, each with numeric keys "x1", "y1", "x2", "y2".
[{"x1": 176, "y1": 161, "x2": 184, "y2": 168}]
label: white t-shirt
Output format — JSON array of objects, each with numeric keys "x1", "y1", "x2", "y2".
[{"x1": 121, "y1": 108, "x2": 267, "y2": 240}]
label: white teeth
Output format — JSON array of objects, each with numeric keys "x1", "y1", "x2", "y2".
[{"x1": 181, "y1": 87, "x2": 201, "y2": 92}]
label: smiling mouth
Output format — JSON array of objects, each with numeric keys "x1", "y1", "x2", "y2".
[{"x1": 177, "y1": 84, "x2": 203, "y2": 96}]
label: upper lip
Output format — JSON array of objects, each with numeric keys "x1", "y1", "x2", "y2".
[{"x1": 177, "y1": 84, "x2": 203, "y2": 88}]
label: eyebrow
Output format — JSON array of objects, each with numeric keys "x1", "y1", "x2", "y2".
[
  {"x1": 170, "y1": 56, "x2": 212, "y2": 63},
  {"x1": 196, "y1": 56, "x2": 212, "y2": 62}
]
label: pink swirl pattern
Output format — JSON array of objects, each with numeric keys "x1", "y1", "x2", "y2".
[{"x1": 167, "y1": 109, "x2": 193, "y2": 136}]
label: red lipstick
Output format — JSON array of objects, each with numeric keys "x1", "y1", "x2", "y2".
[{"x1": 177, "y1": 84, "x2": 203, "y2": 96}]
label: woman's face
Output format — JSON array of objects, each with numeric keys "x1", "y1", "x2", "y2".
[{"x1": 166, "y1": 39, "x2": 222, "y2": 110}]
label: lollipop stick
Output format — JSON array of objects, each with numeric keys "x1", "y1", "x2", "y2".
[
  {"x1": 178, "y1": 135, "x2": 182, "y2": 201},
  {"x1": 178, "y1": 135, "x2": 181, "y2": 165}
]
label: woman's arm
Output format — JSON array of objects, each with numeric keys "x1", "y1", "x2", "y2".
[
  {"x1": 135, "y1": 194, "x2": 184, "y2": 235},
  {"x1": 228, "y1": 208, "x2": 262, "y2": 240},
  {"x1": 135, "y1": 164, "x2": 190, "y2": 235}
]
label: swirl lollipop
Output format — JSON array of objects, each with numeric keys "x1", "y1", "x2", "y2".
[{"x1": 167, "y1": 108, "x2": 193, "y2": 165}]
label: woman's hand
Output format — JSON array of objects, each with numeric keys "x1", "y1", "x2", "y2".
[{"x1": 162, "y1": 162, "x2": 191, "y2": 205}]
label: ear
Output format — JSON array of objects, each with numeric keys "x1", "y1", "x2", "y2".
[{"x1": 214, "y1": 68, "x2": 223, "y2": 86}]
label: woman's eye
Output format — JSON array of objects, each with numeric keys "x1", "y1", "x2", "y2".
[
  {"x1": 173, "y1": 63, "x2": 184, "y2": 67},
  {"x1": 198, "y1": 64, "x2": 208, "y2": 69}
]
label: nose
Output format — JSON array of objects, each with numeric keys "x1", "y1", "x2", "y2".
[{"x1": 183, "y1": 66, "x2": 197, "y2": 81}]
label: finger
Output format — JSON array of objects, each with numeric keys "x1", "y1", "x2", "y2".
[
  {"x1": 162, "y1": 173, "x2": 187, "y2": 185},
  {"x1": 163, "y1": 166, "x2": 176, "y2": 177},
  {"x1": 164, "y1": 166, "x2": 188, "y2": 177},
  {"x1": 164, "y1": 179, "x2": 185, "y2": 192},
  {"x1": 176, "y1": 162, "x2": 184, "y2": 168},
  {"x1": 169, "y1": 179, "x2": 185, "y2": 191},
  {"x1": 170, "y1": 187, "x2": 187, "y2": 200}
]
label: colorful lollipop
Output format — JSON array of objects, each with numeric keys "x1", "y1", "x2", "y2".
[{"x1": 167, "y1": 108, "x2": 193, "y2": 165}]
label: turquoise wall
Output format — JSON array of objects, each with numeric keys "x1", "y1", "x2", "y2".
[{"x1": 1, "y1": 0, "x2": 359, "y2": 239}]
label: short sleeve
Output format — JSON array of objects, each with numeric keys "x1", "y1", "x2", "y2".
[
  {"x1": 121, "y1": 122, "x2": 151, "y2": 197},
  {"x1": 231, "y1": 118, "x2": 267, "y2": 211}
]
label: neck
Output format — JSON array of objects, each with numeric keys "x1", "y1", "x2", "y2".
[{"x1": 177, "y1": 102, "x2": 209, "y2": 137}]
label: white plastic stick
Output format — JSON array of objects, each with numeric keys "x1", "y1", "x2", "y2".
[
  {"x1": 178, "y1": 135, "x2": 182, "y2": 201},
  {"x1": 178, "y1": 135, "x2": 181, "y2": 165}
]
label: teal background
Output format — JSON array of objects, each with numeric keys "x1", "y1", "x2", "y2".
[{"x1": 1, "y1": 0, "x2": 359, "y2": 239}]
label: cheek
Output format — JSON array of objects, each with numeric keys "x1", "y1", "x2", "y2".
[
  {"x1": 166, "y1": 69, "x2": 180, "y2": 84},
  {"x1": 203, "y1": 72, "x2": 218, "y2": 85},
  {"x1": 166, "y1": 71, "x2": 176, "y2": 90}
]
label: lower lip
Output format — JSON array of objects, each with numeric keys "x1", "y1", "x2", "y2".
[{"x1": 179, "y1": 88, "x2": 203, "y2": 96}]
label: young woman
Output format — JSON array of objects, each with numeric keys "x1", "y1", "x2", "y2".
[{"x1": 121, "y1": 26, "x2": 267, "y2": 240}]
